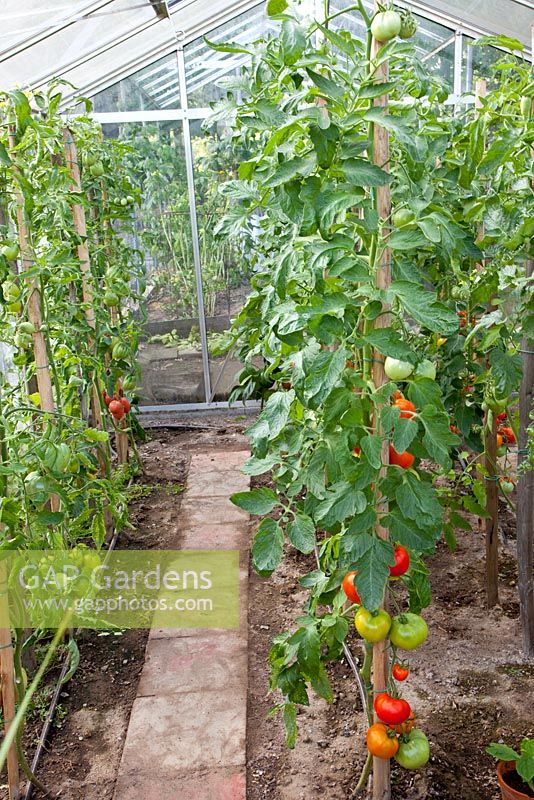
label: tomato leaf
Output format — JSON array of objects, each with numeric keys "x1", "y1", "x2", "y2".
[
  {"x1": 314, "y1": 481, "x2": 366, "y2": 527},
  {"x1": 418, "y1": 406, "x2": 459, "y2": 467},
  {"x1": 393, "y1": 417, "x2": 418, "y2": 453},
  {"x1": 353, "y1": 536, "x2": 394, "y2": 612},
  {"x1": 287, "y1": 513, "x2": 316, "y2": 553},
  {"x1": 407, "y1": 568, "x2": 432, "y2": 613},
  {"x1": 391, "y1": 280, "x2": 458, "y2": 335},
  {"x1": 35, "y1": 511, "x2": 64, "y2": 526},
  {"x1": 385, "y1": 509, "x2": 439, "y2": 553},
  {"x1": 252, "y1": 518, "x2": 284, "y2": 574},
  {"x1": 489, "y1": 348, "x2": 522, "y2": 396},
  {"x1": 231, "y1": 487, "x2": 279, "y2": 515},
  {"x1": 363, "y1": 329, "x2": 417, "y2": 362},
  {"x1": 407, "y1": 377, "x2": 444, "y2": 412},
  {"x1": 389, "y1": 229, "x2": 430, "y2": 251},
  {"x1": 360, "y1": 434, "x2": 382, "y2": 469},
  {"x1": 341, "y1": 159, "x2": 393, "y2": 187},
  {"x1": 396, "y1": 473, "x2": 443, "y2": 528},
  {"x1": 283, "y1": 702, "x2": 298, "y2": 748}
]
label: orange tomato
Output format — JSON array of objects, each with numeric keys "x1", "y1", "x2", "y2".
[
  {"x1": 394, "y1": 398, "x2": 416, "y2": 419},
  {"x1": 389, "y1": 445, "x2": 415, "y2": 469},
  {"x1": 390, "y1": 715, "x2": 416, "y2": 735},
  {"x1": 366, "y1": 723, "x2": 399, "y2": 759},
  {"x1": 496, "y1": 433, "x2": 503, "y2": 448}
]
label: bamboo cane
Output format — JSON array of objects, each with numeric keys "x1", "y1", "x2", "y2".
[
  {"x1": 474, "y1": 79, "x2": 500, "y2": 608},
  {"x1": 371, "y1": 6, "x2": 392, "y2": 798},
  {"x1": 8, "y1": 129, "x2": 60, "y2": 515},
  {"x1": 516, "y1": 25, "x2": 534, "y2": 657},
  {"x1": 0, "y1": 563, "x2": 20, "y2": 800}
]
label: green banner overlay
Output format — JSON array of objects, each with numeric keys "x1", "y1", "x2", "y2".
[{"x1": 0, "y1": 550, "x2": 240, "y2": 630}]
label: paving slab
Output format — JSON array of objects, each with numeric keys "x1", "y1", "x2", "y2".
[
  {"x1": 186, "y1": 469, "x2": 250, "y2": 497},
  {"x1": 180, "y1": 494, "x2": 249, "y2": 526},
  {"x1": 137, "y1": 634, "x2": 247, "y2": 696},
  {"x1": 113, "y1": 767, "x2": 246, "y2": 800},
  {"x1": 118, "y1": 690, "x2": 247, "y2": 777},
  {"x1": 189, "y1": 450, "x2": 249, "y2": 472},
  {"x1": 179, "y1": 523, "x2": 250, "y2": 550}
]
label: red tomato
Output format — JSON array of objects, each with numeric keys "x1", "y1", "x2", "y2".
[
  {"x1": 392, "y1": 390, "x2": 404, "y2": 402},
  {"x1": 103, "y1": 392, "x2": 112, "y2": 407},
  {"x1": 353, "y1": 446, "x2": 361, "y2": 457},
  {"x1": 450, "y1": 424, "x2": 459, "y2": 434},
  {"x1": 120, "y1": 397, "x2": 131, "y2": 413},
  {"x1": 389, "y1": 544, "x2": 410, "y2": 577},
  {"x1": 499, "y1": 426, "x2": 516, "y2": 445},
  {"x1": 497, "y1": 411, "x2": 507, "y2": 422},
  {"x1": 389, "y1": 446, "x2": 415, "y2": 469},
  {"x1": 342, "y1": 571, "x2": 361, "y2": 605},
  {"x1": 374, "y1": 692, "x2": 412, "y2": 725},
  {"x1": 109, "y1": 399, "x2": 125, "y2": 420},
  {"x1": 392, "y1": 663, "x2": 410, "y2": 682},
  {"x1": 394, "y1": 398, "x2": 416, "y2": 419},
  {"x1": 458, "y1": 310, "x2": 467, "y2": 329}
]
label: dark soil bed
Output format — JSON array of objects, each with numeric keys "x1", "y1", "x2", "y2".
[{"x1": 247, "y1": 476, "x2": 534, "y2": 800}]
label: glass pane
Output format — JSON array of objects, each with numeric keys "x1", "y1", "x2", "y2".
[
  {"x1": 102, "y1": 121, "x2": 206, "y2": 405},
  {"x1": 190, "y1": 119, "x2": 251, "y2": 401},
  {"x1": 462, "y1": 38, "x2": 513, "y2": 94},
  {"x1": 184, "y1": 2, "x2": 277, "y2": 108},
  {"x1": 91, "y1": 52, "x2": 180, "y2": 112}
]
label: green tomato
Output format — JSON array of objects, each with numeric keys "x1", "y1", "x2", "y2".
[
  {"x1": 395, "y1": 729, "x2": 430, "y2": 769},
  {"x1": 414, "y1": 359, "x2": 436, "y2": 380},
  {"x1": 24, "y1": 471, "x2": 50, "y2": 504},
  {"x1": 399, "y1": 9, "x2": 417, "y2": 39},
  {"x1": 18, "y1": 321, "x2": 35, "y2": 335},
  {"x1": 14, "y1": 332, "x2": 32, "y2": 349},
  {"x1": 7, "y1": 301, "x2": 22, "y2": 314},
  {"x1": 390, "y1": 613, "x2": 428, "y2": 650},
  {"x1": 122, "y1": 375, "x2": 136, "y2": 391},
  {"x1": 120, "y1": 197, "x2": 128, "y2": 207},
  {"x1": 103, "y1": 291, "x2": 119, "y2": 307},
  {"x1": 3, "y1": 281, "x2": 21, "y2": 301},
  {"x1": 371, "y1": 10, "x2": 401, "y2": 42},
  {"x1": 355, "y1": 607, "x2": 392, "y2": 643},
  {"x1": 500, "y1": 480, "x2": 514, "y2": 494},
  {"x1": 90, "y1": 162, "x2": 104, "y2": 177},
  {"x1": 112, "y1": 341, "x2": 130, "y2": 361},
  {"x1": 384, "y1": 357, "x2": 414, "y2": 381},
  {"x1": 126, "y1": 195, "x2": 135, "y2": 204},
  {"x1": 85, "y1": 153, "x2": 97, "y2": 167},
  {"x1": 2, "y1": 243, "x2": 19, "y2": 261},
  {"x1": 392, "y1": 208, "x2": 415, "y2": 228}
]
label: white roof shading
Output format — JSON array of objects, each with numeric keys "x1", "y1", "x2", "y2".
[{"x1": 0, "y1": 0, "x2": 531, "y2": 104}]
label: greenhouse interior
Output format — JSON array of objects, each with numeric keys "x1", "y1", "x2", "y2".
[{"x1": 0, "y1": 0, "x2": 533, "y2": 799}]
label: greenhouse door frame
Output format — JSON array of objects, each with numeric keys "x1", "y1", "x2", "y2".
[{"x1": 92, "y1": 47, "x2": 234, "y2": 411}]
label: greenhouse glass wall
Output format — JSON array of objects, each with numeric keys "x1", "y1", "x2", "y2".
[{"x1": 1, "y1": 0, "x2": 532, "y2": 408}]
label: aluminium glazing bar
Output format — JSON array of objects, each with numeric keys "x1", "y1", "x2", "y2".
[{"x1": 176, "y1": 45, "x2": 212, "y2": 404}]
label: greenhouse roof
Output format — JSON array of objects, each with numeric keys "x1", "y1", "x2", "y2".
[{"x1": 0, "y1": 0, "x2": 531, "y2": 104}]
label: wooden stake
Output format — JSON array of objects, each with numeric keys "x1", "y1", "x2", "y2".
[
  {"x1": 8, "y1": 129, "x2": 60, "y2": 514},
  {"x1": 372, "y1": 9, "x2": 392, "y2": 798},
  {"x1": 516, "y1": 25, "x2": 534, "y2": 657},
  {"x1": 0, "y1": 564, "x2": 20, "y2": 800},
  {"x1": 474, "y1": 79, "x2": 500, "y2": 608}
]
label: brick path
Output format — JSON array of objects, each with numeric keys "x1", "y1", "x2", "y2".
[{"x1": 113, "y1": 450, "x2": 250, "y2": 800}]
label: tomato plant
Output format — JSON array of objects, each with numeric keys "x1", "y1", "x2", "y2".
[{"x1": 219, "y1": 0, "x2": 533, "y2": 786}]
